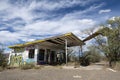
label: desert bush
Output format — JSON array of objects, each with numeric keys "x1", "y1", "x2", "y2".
[
  {"x1": 0, "y1": 50, "x2": 8, "y2": 68},
  {"x1": 0, "y1": 67, "x2": 4, "y2": 72},
  {"x1": 34, "y1": 66, "x2": 40, "y2": 69},
  {"x1": 0, "y1": 61, "x2": 8, "y2": 68},
  {"x1": 80, "y1": 49, "x2": 101, "y2": 66},
  {"x1": 6, "y1": 65, "x2": 16, "y2": 69},
  {"x1": 34, "y1": 65, "x2": 44, "y2": 69},
  {"x1": 80, "y1": 56, "x2": 90, "y2": 66},
  {"x1": 20, "y1": 63, "x2": 35, "y2": 70}
]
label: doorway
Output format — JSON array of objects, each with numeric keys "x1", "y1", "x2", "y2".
[
  {"x1": 37, "y1": 49, "x2": 45, "y2": 64},
  {"x1": 50, "y1": 51, "x2": 56, "y2": 64}
]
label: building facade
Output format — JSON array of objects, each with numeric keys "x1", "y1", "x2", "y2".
[{"x1": 8, "y1": 33, "x2": 84, "y2": 67}]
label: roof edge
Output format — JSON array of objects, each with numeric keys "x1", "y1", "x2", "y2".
[{"x1": 9, "y1": 32, "x2": 84, "y2": 48}]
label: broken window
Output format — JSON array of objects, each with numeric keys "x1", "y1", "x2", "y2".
[
  {"x1": 38, "y1": 49, "x2": 45, "y2": 61},
  {"x1": 28, "y1": 49, "x2": 35, "y2": 58}
]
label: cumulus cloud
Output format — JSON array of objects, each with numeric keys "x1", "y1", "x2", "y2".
[
  {"x1": 0, "y1": 0, "x2": 10, "y2": 11},
  {"x1": 0, "y1": 18, "x2": 96, "y2": 43},
  {"x1": 99, "y1": 9, "x2": 111, "y2": 14},
  {"x1": 0, "y1": 0, "x2": 104, "y2": 45},
  {"x1": 0, "y1": 31, "x2": 20, "y2": 43},
  {"x1": 23, "y1": 18, "x2": 96, "y2": 34},
  {"x1": 29, "y1": 0, "x2": 93, "y2": 11}
]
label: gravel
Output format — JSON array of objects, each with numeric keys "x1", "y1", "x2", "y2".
[{"x1": 0, "y1": 66, "x2": 120, "y2": 80}]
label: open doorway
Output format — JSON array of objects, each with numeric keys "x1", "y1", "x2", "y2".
[
  {"x1": 37, "y1": 49, "x2": 45, "y2": 64},
  {"x1": 50, "y1": 51, "x2": 56, "y2": 64}
]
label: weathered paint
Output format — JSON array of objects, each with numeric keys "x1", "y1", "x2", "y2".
[
  {"x1": 9, "y1": 55, "x2": 23, "y2": 67},
  {"x1": 9, "y1": 43, "x2": 65, "y2": 66},
  {"x1": 34, "y1": 47, "x2": 39, "y2": 64},
  {"x1": 25, "y1": 58, "x2": 35, "y2": 63},
  {"x1": 9, "y1": 32, "x2": 84, "y2": 48}
]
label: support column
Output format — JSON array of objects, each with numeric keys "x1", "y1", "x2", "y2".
[
  {"x1": 79, "y1": 46, "x2": 80, "y2": 63},
  {"x1": 34, "y1": 45, "x2": 39, "y2": 64},
  {"x1": 78, "y1": 46, "x2": 83, "y2": 64},
  {"x1": 44, "y1": 49, "x2": 47, "y2": 62},
  {"x1": 80, "y1": 46, "x2": 83, "y2": 56},
  {"x1": 65, "y1": 39, "x2": 68, "y2": 66}
]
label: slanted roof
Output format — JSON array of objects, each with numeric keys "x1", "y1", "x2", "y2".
[
  {"x1": 9, "y1": 32, "x2": 85, "y2": 48},
  {"x1": 83, "y1": 27, "x2": 111, "y2": 42},
  {"x1": 83, "y1": 32, "x2": 100, "y2": 42}
]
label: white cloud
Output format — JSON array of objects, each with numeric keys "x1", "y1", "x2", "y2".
[
  {"x1": 3, "y1": 5, "x2": 33, "y2": 23},
  {"x1": 99, "y1": 9, "x2": 111, "y2": 14},
  {"x1": 0, "y1": 18, "x2": 96, "y2": 43},
  {"x1": 0, "y1": 0, "x2": 95, "y2": 23},
  {"x1": 62, "y1": 3, "x2": 105, "y2": 20},
  {"x1": 0, "y1": 0, "x2": 101, "y2": 23},
  {"x1": 0, "y1": 0, "x2": 103, "y2": 44},
  {"x1": 30, "y1": 0, "x2": 93, "y2": 11},
  {"x1": 0, "y1": 0, "x2": 10, "y2": 11},
  {"x1": 19, "y1": 18, "x2": 96, "y2": 35},
  {"x1": 0, "y1": 31, "x2": 20, "y2": 43}
]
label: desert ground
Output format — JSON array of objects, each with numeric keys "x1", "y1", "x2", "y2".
[{"x1": 0, "y1": 63, "x2": 120, "y2": 80}]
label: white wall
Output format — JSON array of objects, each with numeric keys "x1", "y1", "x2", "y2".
[
  {"x1": 37, "y1": 45, "x2": 64, "y2": 62},
  {"x1": 9, "y1": 44, "x2": 64, "y2": 64},
  {"x1": 34, "y1": 45, "x2": 39, "y2": 64},
  {"x1": 22, "y1": 50, "x2": 29, "y2": 62}
]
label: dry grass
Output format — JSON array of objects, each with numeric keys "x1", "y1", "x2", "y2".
[
  {"x1": 0, "y1": 67, "x2": 3, "y2": 72},
  {"x1": 34, "y1": 65, "x2": 44, "y2": 69},
  {"x1": 20, "y1": 63, "x2": 35, "y2": 70},
  {"x1": 114, "y1": 62, "x2": 120, "y2": 71}
]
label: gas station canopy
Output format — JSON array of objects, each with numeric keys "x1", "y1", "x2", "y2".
[{"x1": 9, "y1": 32, "x2": 85, "y2": 48}]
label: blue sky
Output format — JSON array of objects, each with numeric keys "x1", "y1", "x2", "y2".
[{"x1": 0, "y1": 0, "x2": 120, "y2": 52}]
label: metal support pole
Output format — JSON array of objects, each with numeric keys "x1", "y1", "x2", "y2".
[
  {"x1": 78, "y1": 46, "x2": 83, "y2": 64},
  {"x1": 65, "y1": 39, "x2": 68, "y2": 66},
  {"x1": 80, "y1": 46, "x2": 83, "y2": 57},
  {"x1": 79, "y1": 46, "x2": 81, "y2": 63}
]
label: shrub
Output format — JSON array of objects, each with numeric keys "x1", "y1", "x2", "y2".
[
  {"x1": 80, "y1": 50, "x2": 101, "y2": 66},
  {"x1": 80, "y1": 57, "x2": 90, "y2": 66},
  {"x1": 20, "y1": 63, "x2": 35, "y2": 70},
  {"x1": 34, "y1": 66, "x2": 40, "y2": 69},
  {"x1": 0, "y1": 67, "x2": 4, "y2": 72},
  {"x1": 34, "y1": 65, "x2": 43, "y2": 69},
  {"x1": 0, "y1": 52, "x2": 8, "y2": 68}
]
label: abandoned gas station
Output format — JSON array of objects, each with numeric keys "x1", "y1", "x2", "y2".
[{"x1": 8, "y1": 32, "x2": 85, "y2": 66}]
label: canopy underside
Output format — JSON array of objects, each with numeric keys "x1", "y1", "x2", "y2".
[{"x1": 9, "y1": 32, "x2": 85, "y2": 48}]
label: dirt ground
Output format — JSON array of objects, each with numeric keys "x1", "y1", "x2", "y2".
[{"x1": 0, "y1": 63, "x2": 120, "y2": 80}]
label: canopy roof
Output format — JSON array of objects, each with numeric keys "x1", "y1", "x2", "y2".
[
  {"x1": 9, "y1": 32, "x2": 85, "y2": 49},
  {"x1": 83, "y1": 27, "x2": 110, "y2": 42}
]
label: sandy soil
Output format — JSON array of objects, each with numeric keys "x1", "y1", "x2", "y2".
[{"x1": 0, "y1": 64, "x2": 120, "y2": 80}]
